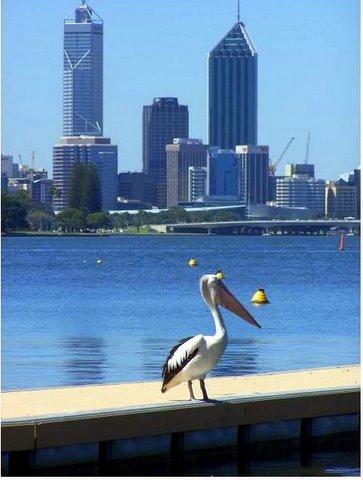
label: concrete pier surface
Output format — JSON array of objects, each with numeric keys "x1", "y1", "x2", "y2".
[
  {"x1": 2, "y1": 364, "x2": 359, "y2": 420},
  {"x1": 1, "y1": 365, "x2": 360, "y2": 421},
  {"x1": 2, "y1": 365, "x2": 360, "y2": 475}
]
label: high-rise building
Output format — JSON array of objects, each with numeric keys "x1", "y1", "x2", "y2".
[
  {"x1": 166, "y1": 139, "x2": 208, "y2": 208},
  {"x1": 63, "y1": 1, "x2": 103, "y2": 136},
  {"x1": 53, "y1": 136, "x2": 117, "y2": 211},
  {"x1": 188, "y1": 167, "x2": 208, "y2": 202},
  {"x1": 208, "y1": 148, "x2": 238, "y2": 197},
  {"x1": 209, "y1": 17, "x2": 257, "y2": 149},
  {"x1": 235, "y1": 145, "x2": 269, "y2": 204},
  {"x1": 54, "y1": 2, "x2": 118, "y2": 211},
  {"x1": 143, "y1": 97, "x2": 189, "y2": 207}
]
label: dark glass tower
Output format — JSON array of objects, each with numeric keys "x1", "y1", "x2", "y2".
[
  {"x1": 209, "y1": 19, "x2": 257, "y2": 149},
  {"x1": 63, "y1": 1, "x2": 103, "y2": 136},
  {"x1": 143, "y1": 97, "x2": 189, "y2": 207}
]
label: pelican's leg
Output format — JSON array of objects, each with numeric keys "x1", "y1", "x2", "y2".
[
  {"x1": 188, "y1": 380, "x2": 196, "y2": 401},
  {"x1": 200, "y1": 379, "x2": 210, "y2": 401}
]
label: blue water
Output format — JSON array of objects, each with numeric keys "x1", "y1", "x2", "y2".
[{"x1": 1, "y1": 235, "x2": 360, "y2": 391}]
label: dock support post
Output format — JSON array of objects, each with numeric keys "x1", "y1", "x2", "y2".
[
  {"x1": 237, "y1": 425, "x2": 251, "y2": 475},
  {"x1": 98, "y1": 440, "x2": 111, "y2": 473},
  {"x1": 8, "y1": 450, "x2": 33, "y2": 476},
  {"x1": 300, "y1": 417, "x2": 313, "y2": 467},
  {"x1": 169, "y1": 432, "x2": 184, "y2": 475}
]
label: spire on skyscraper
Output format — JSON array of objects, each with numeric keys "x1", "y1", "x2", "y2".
[{"x1": 237, "y1": 0, "x2": 240, "y2": 23}]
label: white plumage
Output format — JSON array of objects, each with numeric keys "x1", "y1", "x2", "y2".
[{"x1": 161, "y1": 273, "x2": 261, "y2": 401}]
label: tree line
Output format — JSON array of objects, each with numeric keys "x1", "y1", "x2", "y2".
[{"x1": 2, "y1": 161, "x2": 240, "y2": 233}]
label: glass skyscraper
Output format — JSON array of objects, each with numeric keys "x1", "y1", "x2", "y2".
[
  {"x1": 63, "y1": 1, "x2": 103, "y2": 136},
  {"x1": 209, "y1": 19, "x2": 257, "y2": 149},
  {"x1": 53, "y1": 2, "x2": 118, "y2": 212},
  {"x1": 143, "y1": 97, "x2": 189, "y2": 207}
]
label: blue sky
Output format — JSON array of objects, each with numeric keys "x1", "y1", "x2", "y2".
[{"x1": 2, "y1": 0, "x2": 359, "y2": 179}]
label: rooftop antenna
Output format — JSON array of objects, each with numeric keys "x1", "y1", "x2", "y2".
[
  {"x1": 31, "y1": 151, "x2": 35, "y2": 170},
  {"x1": 237, "y1": 0, "x2": 240, "y2": 22},
  {"x1": 305, "y1": 130, "x2": 311, "y2": 165}
]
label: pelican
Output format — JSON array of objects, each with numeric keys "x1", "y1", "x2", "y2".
[{"x1": 161, "y1": 271, "x2": 261, "y2": 401}]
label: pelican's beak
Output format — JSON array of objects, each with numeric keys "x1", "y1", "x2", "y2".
[{"x1": 213, "y1": 282, "x2": 261, "y2": 329}]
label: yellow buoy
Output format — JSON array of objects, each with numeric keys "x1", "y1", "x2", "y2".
[
  {"x1": 251, "y1": 286, "x2": 269, "y2": 304},
  {"x1": 188, "y1": 258, "x2": 197, "y2": 267}
]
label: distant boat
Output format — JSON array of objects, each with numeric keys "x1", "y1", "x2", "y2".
[
  {"x1": 261, "y1": 232, "x2": 270, "y2": 236},
  {"x1": 338, "y1": 233, "x2": 345, "y2": 251}
]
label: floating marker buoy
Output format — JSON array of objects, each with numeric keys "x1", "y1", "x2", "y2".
[
  {"x1": 96, "y1": 259, "x2": 103, "y2": 265},
  {"x1": 215, "y1": 269, "x2": 225, "y2": 281},
  {"x1": 83, "y1": 260, "x2": 87, "y2": 264},
  {"x1": 188, "y1": 258, "x2": 197, "y2": 267},
  {"x1": 251, "y1": 286, "x2": 269, "y2": 304}
]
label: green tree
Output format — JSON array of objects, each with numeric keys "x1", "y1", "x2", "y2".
[
  {"x1": 55, "y1": 208, "x2": 85, "y2": 233},
  {"x1": 82, "y1": 163, "x2": 101, "y2": 214},
  {"x1": 1, "y1": 192, "x2": 30, "y2": 232},
  {"x1": 68, "y1": 162, "x2": 85, "y2": 210},
  {"x1": 28, "y1": 210, "x2": 54, "y2": 231},
  {"x1": 214, "y1": 211, "x2": 240, "y2": 222},
  {"x1": 111, "y1": 212, "x2": 131, "y2": 230},
  {"x1": 86, "y1": 212, "x2": 111, "y2": 231},
  {"x1": 68, "y1": 162, "x2": 102, "y2": 214}
]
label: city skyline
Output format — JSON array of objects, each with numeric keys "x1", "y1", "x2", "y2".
[{"x1": 2, "y1": 0, "x2": 359, "y2": 180}]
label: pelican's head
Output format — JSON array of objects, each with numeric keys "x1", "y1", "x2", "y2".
[{"x1": 200, "y1": 272, "x2": 261, "y2": 329}]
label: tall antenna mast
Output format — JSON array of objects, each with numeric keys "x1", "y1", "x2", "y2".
[
  {"x1": 237, "y1": 0, "x2": 240, "y2": 22},
  {"x1": 305, "y1": 130, "x2": 311, "y2": 165}
]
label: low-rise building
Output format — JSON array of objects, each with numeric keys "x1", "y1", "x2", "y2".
[
  {"x1": 166, "y1": 139, "x2": 208, "y2": 208},
  {"x1": 208, "y1": 148, "x2": 238, "y2": 198},
  {"x1": 53, "y1": 136, "x2": 118, "y2": 211},
  {"x1": 285, "y1": 163, "x2": 314, "y2": 178},
  {"x1": 275, "y1": 176, "x2": 325, "y2": 218},
  {"x1": 118, "y1": 172, "x2": 156, "y2": 207},
  {"x1": 31, "y1": 179, "x2": 54, "y2": 206},
  {"x1": 325, "y1": 179, "x2": 357, "y2": 219},
  {"x1": 188, "y1": 166, "x2": 208, "y2": 202},
  {"x1": 235, "y1": 145, "x2": 269, "y2": 205},
  {"x1": 1, "y1": 155, "x2": 14, "y2": 178}
]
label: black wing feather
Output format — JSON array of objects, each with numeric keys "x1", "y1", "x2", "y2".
[{"x1": 161, "y1": 336, "x2": 199, "y2": 392}]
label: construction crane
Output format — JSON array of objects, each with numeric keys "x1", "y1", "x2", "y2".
[
  {"x1": 305, "y1": 130, "x2": 311, "y2": 165},
  {"x1": 269, "y1": 137, "x2": 295, "y2": 175}
]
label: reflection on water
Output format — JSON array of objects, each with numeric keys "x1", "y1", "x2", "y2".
[
  {"x1": 213, "y1": 338, "x2": 259, "y2": 376},
  {"x1": 61, "y1": 336, "x2": 107, "y2": 385},
  {"x1": 140, "y1": 337, "x2": 259, "y2": 381}
]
